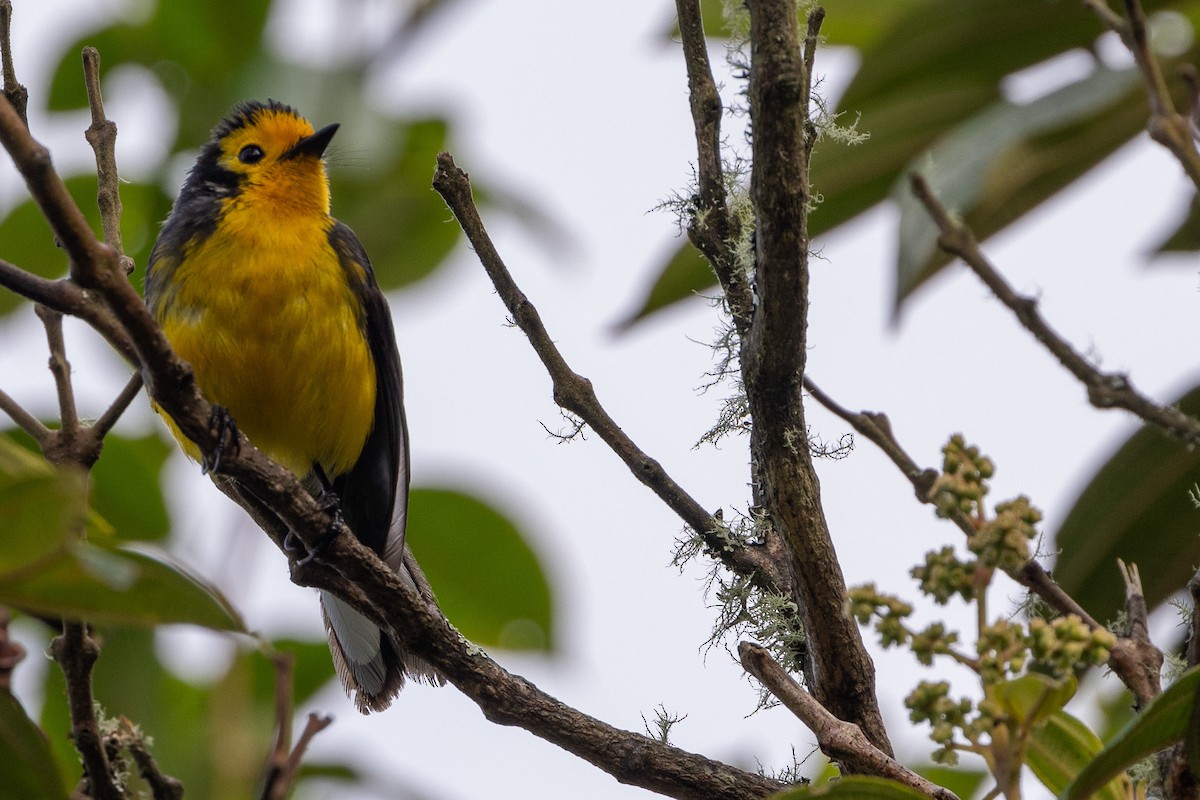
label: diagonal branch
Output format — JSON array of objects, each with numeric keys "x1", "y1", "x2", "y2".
[
  {"x1": 910, "y1": 172, "x2": 1200, "y2": 448},
  {"x1": 432, "y1": 151, "x2": 785, "y2": 592},
  {"x1": 739, "y1": 642, "x2": 960, "y2": 800}
]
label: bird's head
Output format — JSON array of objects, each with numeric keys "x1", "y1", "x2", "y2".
[{"x1": 185, "y1": 100, "x2": 339, "y2": 217}]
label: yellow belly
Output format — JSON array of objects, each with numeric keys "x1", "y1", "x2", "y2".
[{"x1": 156, "y1": 224, "x2": 375, "y2": 479}]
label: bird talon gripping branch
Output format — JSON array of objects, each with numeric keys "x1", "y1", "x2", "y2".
[{"x1": 200, "y1": 405, "x2": 239, "y2": 475}]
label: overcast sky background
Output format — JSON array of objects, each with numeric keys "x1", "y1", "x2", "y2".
[{"x1": 4, "y1": 1, "x2": 1200, "y2": 799}]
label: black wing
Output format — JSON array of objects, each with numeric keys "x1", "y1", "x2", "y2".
[{"x1": 328, "y1": 220, "x2": 409, "y2": 566}]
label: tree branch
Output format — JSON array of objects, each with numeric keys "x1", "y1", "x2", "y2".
[
  {"x1": 432, "y1": 151, "x2": 786, "y2": 593},
  {"x1": 0, "y1": 0, "x2": 26, "y2": 124},
  {"x1": 1084, "y1": 0, "x2": 1200, "y2": 189},
  {"x1": 910, "y1": 172, "x2": 1200, "y2": 448},
  {"x1": 739, "y1": 1, "x2": 890, "y2": 755},
  {"x1": 51, "y1": 623, "x2": 122, "y2": 800},
  {"x1": 673, "y1": 0, "x2": 751, "y2": 330},
  {"x1": 739, "y1": 642, "x2": 960, "y2": 800}
]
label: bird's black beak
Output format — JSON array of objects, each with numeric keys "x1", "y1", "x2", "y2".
[{"x1": 283, "y1": 122, "x2": 339, "y2": 160}]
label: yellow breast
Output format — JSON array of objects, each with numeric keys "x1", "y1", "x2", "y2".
[{"x1": 157, "y1": 213, "x2": 376, "y2": 479}]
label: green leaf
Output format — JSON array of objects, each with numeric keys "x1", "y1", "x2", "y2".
[
  {"x1": 333, "y1": 117, "x2": 462, "y2": 291},
  {"x1": 988, "y1": 673, "x2": 1076, "y2": 727},
  {"x1": 1052, "y1": 385, "x2": 1200, "y2": 623},
  {"x1": 911, "y1": 764, "x2": 987, "y2": 800},
  {"x1": 893, "y1": 66, "x2": 1142, "y2": 304},
  {"x1": 0, "y1": 436, "x2": 87, "y2": 571},
  {"x1": 90, "y1": 432, "x2": 172, "y2": 542},
  {"x1": 408, "y1": 487, "x2": 554, "y2": 651},
  {"x1": 1062, "y1": 665, "x2": 1200, "y2": 800},
  {"x1": 1153, "y1": 193, "x2": 1200, "y2": 253},
  {"x1": 1028, "y1": 710, "x2": 1129, "y2": 800},
  {"x1": 0, "y1": 178, "x2": 173, "y2": 316},
  {"x1": 250, "y1": 639, "x2": 336, "y2": 709},
  {"x1": 0, "y1": 692, "x2": 70, "y2": 800},
  {"x1": 617, "y1": 240, "x2": 714, "y2": 328},
  {"x1": 768, "y1": 775, "x2": 933, "y2": 800},
  {"x1": 0, "y1": 540, "x2": 245, "y2": 631}
]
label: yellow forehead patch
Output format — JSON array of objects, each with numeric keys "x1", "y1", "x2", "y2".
[{"x1": 219, "y1": 108, "x2": 315, "y2": 165}]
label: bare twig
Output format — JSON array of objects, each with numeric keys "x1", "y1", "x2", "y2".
[
  {"x1": 0, "y1": 0, "x2": 27, "y2": 124},
  {"x1": 122, "y1": 718, "x2": 184, "y2": 800},
  {"x1": 1083, "y1": 0, "x2": 1200, "y2": 190},
  {"x1": 36, "y1": 305, "x2": 80, "y2": 436},
  {"x1": 0, "y1": 386, "x2": 49, "y2": 443},
  {"x1": 81, "y1": 47, "x2": 133, "y2": 275},
  {"x1": 431, "y1": 152, "x2": 786, "y2": 593},
  {"x1": 673, "y1": 0, "x2": 750, "y2": 330},
  {"x1": 260, "y1": 650, "x2": 298, "y2": 800},
  {"x1": 1110, "y1": 560, "x2": 1162, "y2": 707},
  {"x1": 263, "y1": 713, "x2": 334, "y2": 800},
  {"x1": 739, "y1": 642, "x2": 960, "y2": 800},
  {"x1": 51, "y1": 624, "x2": 121, "y2": 800},
  {"x1": 92, "y1": 371, "x2": 145, "y2": 440},
  {"x1": 910, "y1": 172, "x2": 1200, "y2": 448}
]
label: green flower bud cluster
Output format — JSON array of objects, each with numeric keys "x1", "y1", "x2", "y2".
[
  {"x1": 932, "y1": 434, "x2": 994, "y2": 518},
  {"x1": 1028, "y1": 615, "x2": 1115, "y2": 677},
  {"x1": 910, "y1": 621, "x2": 959, "y2": 666},
  {"x1": 911, "y1": 546, "x2": 976, "y2": 604},
  {"x1": 904, "y1": 680, "x2": 973, "y2": 764},
  {"x1": 969, "y1": 496, "x2": 1042, "y2": 571},
  {"x1": 977, "y1": 619, "x2": 1028, "y2": 683},
  {"x1": 846, "y1": 583, "x2": 913, "y2": 648}
]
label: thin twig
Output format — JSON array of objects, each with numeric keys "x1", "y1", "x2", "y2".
[
  {"x1": 1084, "y1": 0, "x2": 1200, "y2": 189},
  {"x1": 122, "y1": 718, "x2": 184, "y2": 800},
  {"x1": 673, "y1": 0, "x2": 750, "y2": 330},
  {"x1": 264, "y1": 713, "x2": 334, "y2": 800},
  {"x1": 92, "y1": 371, "x2": 144, "y2": 440},
  {"x1": 0, "y1": 0, "x2": 27, "y2": 123},
  {"x1": 739, "y1": 642, "x2": 960, "y2": 800},
  {"x1": 910, "y1": 172, "x2": 1200, "y2": 447},
  {"x1": 35, "y1": 304, "x2": 79, "y2": 437},
  {"x1": 81, "y1": 47, "x2": 131, "y2": 274},
  {"x1": 50, "y1": 623, "x2": 122, "y2": 800},
  {"x1": 260, "y1": 651, "x2": 296, "y2": 800},
  {"x1": 432, "y1": 151, "x2": 785, "y2": 592},
  {"x1": 0, "y1": 386, "x2": 49, "y2": 443}
]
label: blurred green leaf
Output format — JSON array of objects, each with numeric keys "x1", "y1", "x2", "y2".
[
  {"x1": 1063, "y1": 666, "x2": 1200, "y2": 800},
  {"x1": 0, "y1": 540, "x2": 245, "y2": 631},
  {"x1": 0, "y1": 177, "x2": 172, "y2": 317},
  {"x1": 768, "y1": 775, "x2": 932, "y2": 800},
  {"x1": 894, "y1": 66, "x2": 1141, "y2": 304},
  {"x1": 989, "y1": 673, "x2": 1076, "y2": 728},
  {"x1": 90, "y1": 432, "x2": 172, "y2": 542},
  {"x1": 1028, "y1": 710, "x2": 1130, "y2": 800},
  {"x1": 619, "y1": 239, "x2": 713, "y2": 329},
  {"x1": 911, "y1": 764, "x2": 987, "y2": 800},
  {"x1": 1052, "y1": 385, "x2": 1200, "y2": 623},
  {"x1": 0, "y1": 436, "x2": 87, "y2": 571},
  {"x1": 49, "y1": 0, "x2": 271, "y2": 149},
  {"x1": 408, "y1": 487, "x2": 554, "y2": 651},
  {"x1": 0, "y1": 692, "x2": 70, "y2": 800},
  {"x1": 333, "y1": 118, "x2": 461, "y2": 290},
  {"x1": 250, "y1": 638, "x2": 336, "y2": 709},
  {"x1": 1154, "y1": 193, "x2": 1200, "y2": 252}
]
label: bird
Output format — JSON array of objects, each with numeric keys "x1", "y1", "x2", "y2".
[{"x1": 145, "y1": 99, "x2": 441, "y2": 712}]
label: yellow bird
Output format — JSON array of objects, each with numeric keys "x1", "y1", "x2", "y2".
[{"x1": 145, "y1": 100, "x2": 440, "y2": 712}]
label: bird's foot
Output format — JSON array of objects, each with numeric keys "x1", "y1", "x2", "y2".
[{"x1": 201, "y1": 405, "x2": 240, "y2": 474}]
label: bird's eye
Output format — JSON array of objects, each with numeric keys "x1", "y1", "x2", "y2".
[{"x1": 238, "y1": 145, "x2": 265, "y2": 164}]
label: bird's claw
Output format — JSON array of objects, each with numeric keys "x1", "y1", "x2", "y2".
[{"x1": 201, "y1": 405, "x2": 240, "y2": 474}]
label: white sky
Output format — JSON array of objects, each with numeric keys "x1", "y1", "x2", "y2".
[{"x1": 4, "y1": 1, "x2": 1200, "y2": 799}]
